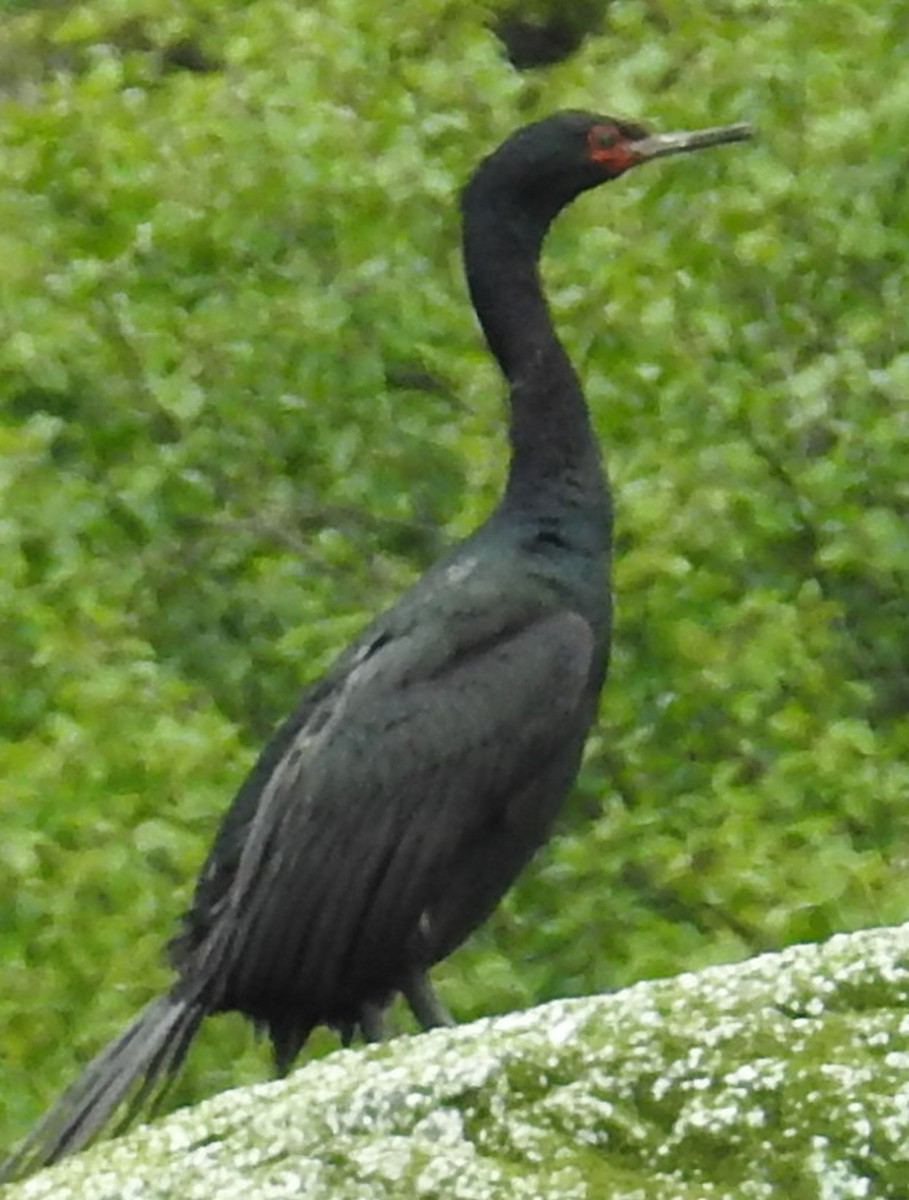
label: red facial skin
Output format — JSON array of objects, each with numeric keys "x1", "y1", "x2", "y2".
[{"x1": 586, "y1": 123, "x2": 641, "y2": 175}]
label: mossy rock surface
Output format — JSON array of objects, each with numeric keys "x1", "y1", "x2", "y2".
[{"x1": 6, "y1": 923, "x2": 909, "y2": 1199}]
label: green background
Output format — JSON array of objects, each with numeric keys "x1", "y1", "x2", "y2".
[{"x1": 2, "y1": 0, "x2": 907, "y2": 1153}]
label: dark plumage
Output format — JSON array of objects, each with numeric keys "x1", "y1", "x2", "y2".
[{"x1": 2, "y1": 110, "x2": 751, "y2": 1179}]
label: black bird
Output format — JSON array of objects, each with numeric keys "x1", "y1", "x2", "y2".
[{"x1": 2, "y1": 110, "x2": 751, "y2": 1178}]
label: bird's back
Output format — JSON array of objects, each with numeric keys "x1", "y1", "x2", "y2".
[{"x1": 170, "y1": 501, "x2": 610, "y2": 1043}]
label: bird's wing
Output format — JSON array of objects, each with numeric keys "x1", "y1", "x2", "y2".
[{"x1": 193, "y1": 608, "x2": 596, "y2": 1013}]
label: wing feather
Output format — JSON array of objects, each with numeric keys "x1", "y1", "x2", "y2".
[{"x1": 197, "y1": 609, "x2": 596, "y2": 1020}]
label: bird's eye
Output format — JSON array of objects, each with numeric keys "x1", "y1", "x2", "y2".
[
  {"x1": 588, "y1": 125, "x2": 617, "y2": 152},
  {"x1": 587, "y1": 122, "x2": 637, "y2": 172}
]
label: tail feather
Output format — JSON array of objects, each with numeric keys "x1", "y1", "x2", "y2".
[
  {"x1": 113, "y1": 996, "x2": 206, "y2": 1135},
  {"x1": 1, "y1": 993, "x2": 205, "y2": 1182}
]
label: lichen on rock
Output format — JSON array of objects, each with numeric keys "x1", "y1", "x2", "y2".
[{"x1": 6, "y1": 923, "x2": 909, "y2": 1199}]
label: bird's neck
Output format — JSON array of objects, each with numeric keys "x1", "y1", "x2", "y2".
[{"x1": 462, "y1": 200, "x2": 607, "y2": 513}]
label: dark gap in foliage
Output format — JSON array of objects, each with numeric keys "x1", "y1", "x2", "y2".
[{"x1": 491, "y1": 0, "x2": 605, "y2": 69}]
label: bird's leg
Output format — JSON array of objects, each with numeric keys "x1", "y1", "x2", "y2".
[
  {"x1": 357, "y1": 1001, "x2": 388, "y2": 1043},
  {"x1": 401, "y1": 966, "x2": 454, "y2": 1030}
]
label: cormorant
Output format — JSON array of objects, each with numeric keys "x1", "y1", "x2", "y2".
[{"x1": 2, "y1": 109, "x2": 751, "y2": 1179}]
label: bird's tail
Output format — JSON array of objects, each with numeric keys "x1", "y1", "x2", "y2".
[{"x1": 1, "y1": 992, "x2": 206, "y2": 1181}]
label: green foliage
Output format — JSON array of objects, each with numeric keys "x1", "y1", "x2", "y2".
[{"x1": 1, "y1": 0, "x2": 907, "y2": 1158}]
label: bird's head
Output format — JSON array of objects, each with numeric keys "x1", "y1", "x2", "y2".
[{"x1": 463, "y1": 110, "x2": 752, "y2": 232}]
